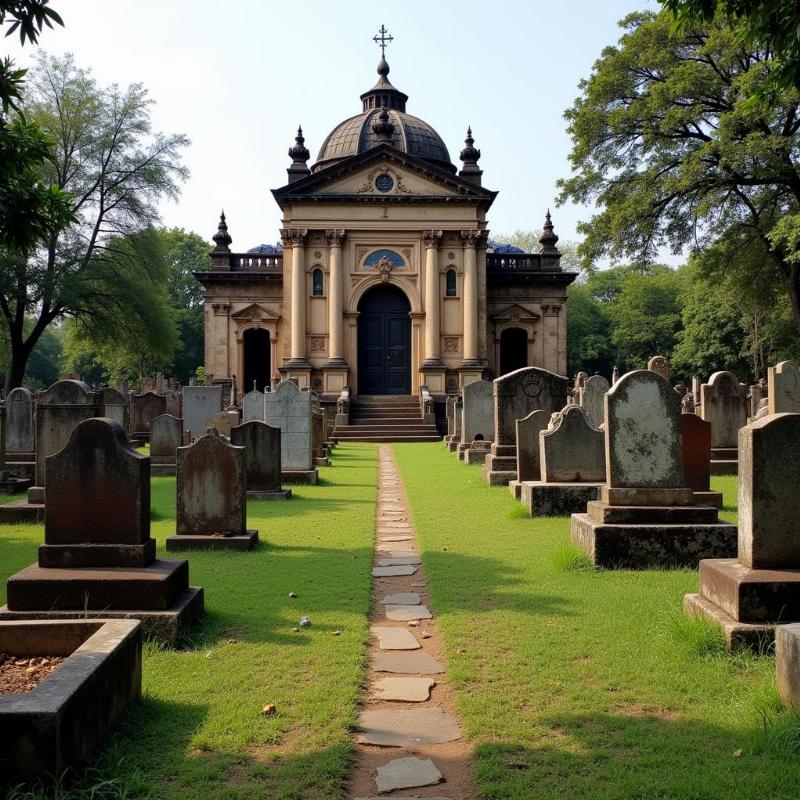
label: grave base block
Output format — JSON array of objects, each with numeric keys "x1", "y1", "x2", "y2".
[
  {"x1": 446, "y1": 440, "x2": 458, "y2": 453},
  {"x1": 711, "y1": 460, "x2": 738, "y2": 475},
  {"x1": 464, "y1": 442, "x2": 491, "y2": 465},
  {"x1": 247, "y1": 489, "x2": 291, "y2": 501},
  {"x1": 693, "y1": 490, "x2": 724, "y2": 509},
  {"x1": 521, "y1": 482, "x2": 603, "y2": 517},
  {"x1": 166, "y1": 529, "x2": 258, "y2": 551},
  {"x1": 508, "y1": 480, "x2": 523, "y2": 500},
  {"x1": 281, "y1": 469, "x2": 318, "y2": 485},
  {"x1": 150, "y1": 462, "x2": 176, "y2": 477},
  {"x1": 0, "y1": 497, "x2": 45, "y2": 524},
  {"x1": 683, "y1": 592, "x2": 776, "y2": 651},
  {"x1": 38, "y1": 539, "x2": 157, "y2": 568},
  {"x1": 0, "y1": 476, "x2": 32, "y2": 494},
  {"x1": 0, "y1": 588, "x2": 203, "y2": 645},
  {"x1": 570, "y1": 511, "x2": 737, "y2": 569},
  {"x1": 776, "y1": 624, "x2": 800, "y2": 708}
]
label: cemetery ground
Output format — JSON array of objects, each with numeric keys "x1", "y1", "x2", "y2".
[{"x1": 1, "y1": 445, "x2": 800, "y2": 798}]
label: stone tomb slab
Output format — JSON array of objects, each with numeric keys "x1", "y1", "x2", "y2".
[
  {"x1": 372, "y1": 626, "x2": 421, "y2": 650},
  {"x1": 357, "y1": 708, "x2": 461, "y2": 747},
  {"x1": 385, "y1": 604, "x2": 432, "y2": 622},
  {"x1": 372, "y1": 565, "x2": 417, "y2": 577},
  {"x1": 372, "y1": 650, "x2": 446, "y2": 674},
  {"x1": 371, "y1": 676, "x2": 435, "y2": 702},
  {"x1": 374, "y1": 757, "x2": 444, "y2": 793},
  {"x1": 380, "y1": 592, "x2": 421, "y2": 605}
]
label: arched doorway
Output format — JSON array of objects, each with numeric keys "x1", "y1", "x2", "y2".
[
  {"x1": 357, "y1": 284, "x2": 411, "y2": 395},
  {"x1": 499, "y1": 327, "x2": 528, "y2": 375},
  {"x1": 243, "y1": 329, "x2": 270, "y2": 392}
]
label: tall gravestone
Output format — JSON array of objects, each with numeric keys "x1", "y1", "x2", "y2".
[
  {"x1": 571, "y1": 370, "x2": 735, "y2": 568},
  {"x1": 150, "y1": 414, "x2": 187, "y2": 476},
  {"x1": 681, "y1": 413, "x2": 722, "y2": 509},
  {"x1": 444, "y1": 395, "x2": 456, "y2": 446},
  {"x1": 5, "y1": 387, "x2": 35, "y2": 462},
  {"x1": 768, "y1": 361, "x2": 800, "y2": 414},
  {"x1": 265, "y1": 380, "x2": 317, "y2": 484},
  {"x1": 685, "y1": 413, "x2": 800, "y2": 648},
  {"x1": 167, "y1": 430, "x2": 258, "y2": 551},
  {"x1": 183, "y1": 385, "x2": 223, "y2": 439},
  {"x1": 163, "y1": 389, "x2": 181, "y2": 419},
  {"x1": 231, "y1": 421, "x2": 290, "y2": 500},
  {"x1": 242, "y1": 389, "x2": 265, "y2": 423},
  {"x1": 100, "y1": 388, "x2": 129, "y2": 433},
  {"x1": 0, "y1": 418, "x2": 203, "y2": 643},
  {"x1": 700, "y1": 371, "x2": 748, "y2": 475},
  {"x1": 131, "y1": 392, "x2": 166, "y2": 442},
  {"x1": 508, "y1": 410, "x2": 550, "y2": 500},
  {"x1": 579, "y1": 375, "x2": 609, "y2": 429},
  {"x1": 519, "y1": 405, "x2": 605, "y2": 516},
  {"x1": 483, "y1": 367, "x2": 569, "y2": 486},
  {"x1": 461, "y1": 381, "x2": 494, "y2": 464}
]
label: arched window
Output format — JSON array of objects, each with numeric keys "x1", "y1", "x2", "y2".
[
  {"x1": 445, "y1": 269, "x2": 457, "y2": 297},
  {"x1": 312, "y1": 268, "x2": 324, "y2": 296}
]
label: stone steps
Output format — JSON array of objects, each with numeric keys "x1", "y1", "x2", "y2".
[{"x1": 335, "y1": 396, "x2": 437, "y2": 443}]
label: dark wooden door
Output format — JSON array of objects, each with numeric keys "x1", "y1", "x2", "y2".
[{"x1": 358, "y1": 285, "x2": 411, "y2": 395}]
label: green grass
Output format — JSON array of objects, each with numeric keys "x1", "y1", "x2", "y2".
[
  {"x1": 393, "y1": 443, "x2": 800, "y2": 800},
  {"x1": 0, "y1": 443, "x2": 378, "y2": 800}
]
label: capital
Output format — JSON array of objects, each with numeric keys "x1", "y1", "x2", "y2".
[
  {"x1": 325, "y1": 229, "x2": 346, "y2": 247},
  {"x1": 280, "y1": 228, "x2": 308, "y2": 247},
  {"x1": 459, "y1": 229, "x2": 489, "y2": 247},
  {"x1": 422, "y1": 230, "x2": 443, "y2": 248}
]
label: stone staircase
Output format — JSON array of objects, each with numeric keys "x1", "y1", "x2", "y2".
[{"x1": 333, "y1": 395, "x2": 440, "y2": 443}]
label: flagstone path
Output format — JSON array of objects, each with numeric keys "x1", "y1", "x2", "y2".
[{"x1": 348, "y1": 446, "x2": 478, "y2": 799}]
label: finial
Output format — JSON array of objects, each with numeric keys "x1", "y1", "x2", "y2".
[
  {"x1": 539, "y1": 208, "x2": 560, "y2": 255},
  {"x1": 212, "y1": 209, "x2": 232, "y2": 252},
  {"x1": 287, "y1": 125, "x2": 311, "y2": 182},
  {"x1": 373, "y1": 24, "x2": 393, "y2": 57},
  {"x1": 372, "y1": 103, "x2": 395, "y2": 142},
  {"x1": 460, "y1": 125, "x2": 481, "y2": 165}
]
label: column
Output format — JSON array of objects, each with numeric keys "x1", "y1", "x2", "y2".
[
  {"x1": 325, "y1": 229, "x2": 346, "y2": 366},
  {"x1": 422, "y1": 230, "x2": 443, "y2": 367},
  {"x1": 282, "y1": 228, "x2": 308, "y2": 366},
  {"x1": 460, "y1": 231, "x2": 480, "y2": 366}
]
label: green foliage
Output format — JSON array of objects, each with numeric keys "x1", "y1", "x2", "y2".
[
  {"x1": 558, "y1": 10, "x2": 800, "y2": 332},
  {"x1": 565, "y1": 282, "x2": 614, "y2": 376}
]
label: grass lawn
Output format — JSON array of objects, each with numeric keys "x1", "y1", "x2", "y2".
[
  {"x1": 1, "y1": 443, "x2": 378, "y2": 800},
  {"x1": 394, "y1": 444, "x2": 800, "y2": 800}
]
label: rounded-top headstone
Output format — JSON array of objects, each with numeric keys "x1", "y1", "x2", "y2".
[
  {"x1": 769, "y1": 361, "x2": 800, "y2": 415},
  {"x1": 647, "y1": 355, "x2": 670, "y2": 380},
  {"x1": 38, "y1": 379, "x2": 94, "y2": 405},
  {"x1": 605, "y1": 370, "x2": 682, "y2": 488}
]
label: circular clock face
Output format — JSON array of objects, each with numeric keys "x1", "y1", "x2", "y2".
[{"x1": 375, "y1": 173, "x2": 394, "y2": 192}]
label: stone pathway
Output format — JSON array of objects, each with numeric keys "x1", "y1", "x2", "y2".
[{"x1": 348, "y1": 446, "x2": 478, "y2": 800}]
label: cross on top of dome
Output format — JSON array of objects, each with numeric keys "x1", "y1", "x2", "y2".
[{"x1": 373, "y1": 25, "x2": 393, "y2": 57}]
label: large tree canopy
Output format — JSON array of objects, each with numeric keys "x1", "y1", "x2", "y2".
[
  {"x1": 557, "y1": 11, "x2": 800, "y2": 329},
  {"x1": 0, "y1": 52, "x2": 189, "y2": 390}
]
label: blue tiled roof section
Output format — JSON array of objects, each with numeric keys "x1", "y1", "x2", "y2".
[
  {"x1": 488, "y1": 241, "x2": 526, "y2": 254},
  {"x1": 247, "y1": 243, "x2": 284, "y2": 254},
  {"x1": 364, "y1": 249, "x2": 405, "y2": 267}
]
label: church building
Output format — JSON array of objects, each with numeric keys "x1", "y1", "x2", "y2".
[{"x1": 196, "y1": 30, "x2": 575, "y2": 401}]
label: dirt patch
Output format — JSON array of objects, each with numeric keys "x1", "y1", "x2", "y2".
[
  {"x1": 613, "y1": 702, "x2": 680, "y2": 722},
  {"x1": 0, "y1": 653, "x2": 64, "y2": 694}
]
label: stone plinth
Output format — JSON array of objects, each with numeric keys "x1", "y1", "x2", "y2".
[
  {"x1": 571, "y1": 370, "x2": 736, "y2": 568},
  {"x1": 464, "y1": 440, "x2": 491, "y2": 465},
  {"x1": 684, "y1": 413, "x2": 800, "y2": 648},
  {"x1": 1, "y1": 418, "x2": 203, "y2": 643},
  {"x1": 520, "y1": 481, "x2": 603, "y2": 517},
  {"x1": 167, "y1": 430, "x2": 257, "y2": 551},
  {"x1": 0, "y1": 619, "x2": 141, "y2": 781}
]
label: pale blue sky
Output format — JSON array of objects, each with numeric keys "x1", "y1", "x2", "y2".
[{"x1": 7, "y1": 0, "x2": 672, "y2": 258}]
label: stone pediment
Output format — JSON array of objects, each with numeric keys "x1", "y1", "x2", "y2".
[
  {"x1": 231, "y1": 303, "x2": 281, "y2": 323},
  {"x1": 272, "y1": 144, "x2": 497, "y2": 206},
  {"x1": 492, "y1": 304, "x2": 541, "y2": 324}
]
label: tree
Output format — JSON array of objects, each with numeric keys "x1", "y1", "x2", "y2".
[
  {"x1": 0, "y1": 52, "x2": 188, "y2": 391},
  {"x1": 565, "y1": 281, "x2": 614, "y2": 377},
  {"x1": 557, "y1": 11, "x2": 800, "y2": 332},
  {"x1": 661, "y1": 0, "x2": 800, "y2": 92},
  {"x1": 493, "y1": 229, "x2": 581, "y2": 273}
]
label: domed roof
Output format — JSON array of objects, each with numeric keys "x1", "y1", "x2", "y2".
[{"x1": 313, "y1": 53, "x2": 455, "y2": 174}]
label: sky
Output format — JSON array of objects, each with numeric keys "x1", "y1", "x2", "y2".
[{"x1": 6, "y1": 0, "x2": 672, "y2": 258}]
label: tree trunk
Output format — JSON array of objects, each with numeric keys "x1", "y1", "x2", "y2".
[
  {"x1": 3, "y1": 315, "x2": 48, "y2": 394},
  {"x1": 788, "y1": 262, "x2": 800, "y2": 333}
]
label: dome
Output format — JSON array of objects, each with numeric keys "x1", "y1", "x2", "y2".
[
  {"x1": 312, "y1": 52, "x2": 455, "y2": 174},
  {"x1": 314, "y1": 108, "x2": 454, "y2": 173}
]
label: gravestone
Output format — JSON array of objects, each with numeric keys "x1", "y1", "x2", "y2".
[
  {"x1": 579, "y1": 374, "x2": 609, "y2": 429},
  {"x1": 459, "y1": 380, "x2": 494, "y2": 462},
  {"x1": 230, "y1": 421, "x2": 290, "y2": 500},
  {"x1": 447, "y1": 397, "x2": 463, "y2": 453},
  {"x1": 163, "y1": 389, "x2": 182, "y2": 419},
  {"x1": 150, "y1": 414, "x2": 187, "y2": 476},
  {"x1": 508, "y1": 410, "x2": 549, "y2": 499},
  {"x1": 571, "y1": 370, "x2": 735, "y2": 568},
  {"x1": 167, "y1": 430, "x2": 258, "y2": 550},
  {"x1": 131, "y1": 392, "x2": 166, "y2": 442},
  {"x1": 768, "y1": 361, "x2": 800, "y2": 414},
  {"x1": 647, "y1": 355, "x2": 670, "y2": 380},
  {"x1": 242, "y1": 389, "x2": 265, "y2": 423},
  {"x1": 5, "y1": 387, "x2": 34, "y2": 461},
  {"x1": 0, "y1": 417, "x2": 203, "y2": 643},
  {"x1": 681, "y1": 413, "x2": 722, "y2": 508},
  {"x1": 265, "y1": 380, "x2": 317, "y2": 483},
  {"x1": 183, "y1": 385, "x2": 223, "y2": 439},
  {"x1": 484, "y1": 367, "x2": 569, "y2": 486},
  {"x1": 685, "y1": 413, "x2": 800, "y2": 648},
  {"x1": 444, "y1": 396, "x2": 456, "y2": 446},
  {"x1": 311, "y1": 403, "x2": 329, "y2": 465},
  {"x1": 520, "y1": 406, "x2": 605, "y2": 516},
  {"x1": 100, "y1": 388, "x2": 129, "y2": 433},
  {"x1": 700, "y1": 371, "x2": 748, "y2": 474},
  {"x1": 210, "y1": 409, "x2": 240, "y2": 437}
]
